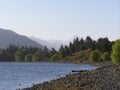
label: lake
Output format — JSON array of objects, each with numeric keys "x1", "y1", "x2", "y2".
[{"x1": 0, "y1": 62, "x2": 98, "y2": 90}]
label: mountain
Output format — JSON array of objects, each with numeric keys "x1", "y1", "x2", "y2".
[
  {"x1": 30, "y1": 36, "x2": 69, "y2": 51},
  {"x1": 0, "y1": 28, "x2": 44, "y2": 49}
]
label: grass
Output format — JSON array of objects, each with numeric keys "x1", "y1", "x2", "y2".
[{"x1": 61, "y1": 49, "x2": 92, "y2": 63}]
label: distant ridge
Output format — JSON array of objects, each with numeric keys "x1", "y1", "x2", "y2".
[
  {"x1": 0, "y1": 28, "x2": 44, "y2": 49},
  {"x1": 30, "y1": 36, "x2": 70, "y2": 51}
]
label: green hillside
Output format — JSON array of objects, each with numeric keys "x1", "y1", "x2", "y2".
[{"x1": 60, "y1": 49, "x2": 92, "y2": 63}]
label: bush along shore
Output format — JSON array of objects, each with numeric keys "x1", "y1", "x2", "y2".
[{"x1": 22, "y1": 64, "x2": 120, "y2": 90}]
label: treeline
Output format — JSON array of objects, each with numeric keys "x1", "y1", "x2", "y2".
[
  {"x1": 51, "y1": 36, "x2": 114, "y2": 61},
  {"x1": 0, "y1": 45, "x2": 56, "y2": 62},
  {"x1": 0, "y1": 36, "x2": 115, "y2": 62}
]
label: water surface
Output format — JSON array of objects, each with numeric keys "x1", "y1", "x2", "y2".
[{"x1": 0, "y1": 62, "x2": 98, "y2": 90}]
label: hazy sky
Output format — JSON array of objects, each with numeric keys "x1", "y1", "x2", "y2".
[{"x1": 0, "y1": 0, "x2": 119, "y2": 41}]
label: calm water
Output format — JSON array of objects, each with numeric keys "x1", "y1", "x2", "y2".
[{"x1": 0, "y1": 62, "x2": 98, "y2": 90}]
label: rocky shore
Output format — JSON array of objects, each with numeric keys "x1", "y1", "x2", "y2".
[{"x1": 22, "y1": 64, "x2": 120, "y2": 90}]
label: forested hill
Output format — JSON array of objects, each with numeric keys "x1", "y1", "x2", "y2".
[
  {"x1": 0, "y1": 34, "x2": 117, "y2": 63},
  {"x1": 51, "y1": 36, "x2": 114, "y2": 63},
  {"x1": 0, "y1": 28, "x2": 44, "y2": 49}
]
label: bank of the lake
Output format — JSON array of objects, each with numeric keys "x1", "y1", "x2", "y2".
[{"x1": 23, "y1": 63, "x2": 120, "y2": 90}]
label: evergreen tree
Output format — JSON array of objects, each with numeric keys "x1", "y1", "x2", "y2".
[
  {"x1": 79, "y1": 38, "x2": 85, "y2": 51},
  {"x1": 64, "y1": 45, "x2": 70, "y2": 56},
  {"x1": 69, "y1": 42, "x2": 75, "y2": 54},
  {"x1": 73, "y1": 37, "x2": 80, "y2": 51},
  {"x1": 49, "y1": 48, "x2": 57, "y2": 57},
  {"x1": 91, "y1": 41, "x2": 96, "y2": 50},
  {"x1": 44, "y1": 46, "x2": 49, "y2": 57},
  {"x1": 59, "y1": 45, "x2": 66, "y2": 58},
  {"x1": 85, "y1": 36, "x2": 93, "y2": 49},
  {"x1": 96, "y1": 38, "x2": 111, "y2": 52}
]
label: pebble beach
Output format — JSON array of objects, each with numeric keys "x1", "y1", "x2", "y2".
[{"x1": 23, "y1": 63, "x2": 120, "y2": 90}]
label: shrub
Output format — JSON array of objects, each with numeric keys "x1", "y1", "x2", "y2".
[
  {"x1": 15, "y1": 50, "x2": 26, "y2": 62},
  {"x1": 111, "y1": 39, "x2": 120, "y2": 64},
  {"x1": 32, "y1": 51, "x2": 43, "y2": 62},
  {"x1": 102, "y1": 52, "x2": 110, "y2": 61},
  {"x1": 51, "y1": 52, "x2": 61, "y2": 61},
  {"x1": 89, "y1": 50, "x2": 101, "y2": 62},
  {"x1": 25, "y1": 54, "x2": 32, "y2": 62}
]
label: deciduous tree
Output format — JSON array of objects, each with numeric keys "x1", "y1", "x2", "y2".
[{"x1": 111, "y1": 39, "x2": 120, "y2": 64}]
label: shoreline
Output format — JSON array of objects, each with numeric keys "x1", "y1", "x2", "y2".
[{"x1": 22, "y1": 61, "x2": 120, "y2": 90}]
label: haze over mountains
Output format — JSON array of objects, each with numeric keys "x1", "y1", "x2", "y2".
[
  {"x1": 0, "y1": 28, "x2": 44, "y2": 49},
  {"x1": 30, "y1": 36, "x2": 69, "y2": 51},
  {"x1": 0, "y1": 28, "x2": 71, "y2": 50}
]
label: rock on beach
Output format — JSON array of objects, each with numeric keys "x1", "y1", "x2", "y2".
[{"x1": 23, "y1": 65, "x2": 120, "y2": 90}]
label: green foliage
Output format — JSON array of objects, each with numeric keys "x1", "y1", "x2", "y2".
[
  {"x1": 25, "y1": 54, "x2": 32, "y2": 62},
  {"x1": 102, "y1": 52, "x2": 110, "y2": 61},
  {"x1": 89, "y1": 50, "x2": 101, "y2": 62},
  {"x1": 96, "y1": 38, "x2": 111, "y2": 52},
  {"x1": 111, "y1": 39, "x2": 120, "y2": 64},
  {"x1": 73, "y1": 37, "x2": 80, "y2": 51},
  {"x1": 64, "y1": 45, "x2": 71, "y2": 56},
  {"x1": 85, "y1": 36, "x2": 93, "y2": 49},
  {"x1": 0, "y1": 45, "x2": 19, "y2": 61},
  {"x1": 79, "y1": 38, "x2": 86, "y2": 51},
  {"x1": 0, "y1": 36, "x2": 114, "y2": 62},
  {"x1": 51, "y1": 52, "x2": 61, "y2": 61},
  {"x1": 43, "y1": 46, "x2": 49, "y2": 57},
  {"x1": 57, "y1": 36, "x2": 113, "y2": 60},
  {"x1": 59, "y1": 45, "x2": 66, "y2": 58},
  {"x1": 15, "y1": 50, "x2": 26, "y2": 62},
  {"x1": 0, "y1": 44, "x2": 55, "y2": 62},
  {"x1": 48, "y1": 48, "x2": 57, "y2": 57},
  {"x1": 32, "y1": 50, "x2": 43, "y2": 62},
  {"x1": 69, "y1": 42, "x2": 75, "y2": 54}
]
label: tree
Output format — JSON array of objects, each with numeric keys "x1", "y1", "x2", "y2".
[
  {"x1": 25, "y1": 54, "x2": 32, "y2": 62},
  {"x1": 102, "y1": 52, "x2": 110, "y2": 61},
  {"x1": 96, "y1": 38, "x2": 111, "y2": 52},
  {"x1": 89, "y1": 50, "x2": 101, "y2": 62},
  {"x1": 79, "y1": 38, "x2": 85, "y2": 51},
  {"x1": 64, "y1": 45, "x2": 71, "y2": 56},
  {"x1": 111, "y1": 39, "x2": 120, "y2": 64},
  {"x1": 85, "y1": 36, "x2": 93, "y2": 49},
  {"x1": 15, "y1": 50, "x2": 26, "y2": 62},
  {"x1": 91, "y1": 41, "x2": 96, "y2": 50},
  {"x1": 69, "y1": 42, "x2": 75, "y2": 54},
  {"x1": 73, "y1": 37, "x2": 80, "y2": 51},
  {"x1": 59, "y1": 45, "x2": 66, "y2": 58},
  {"x1": 32, "y1": 50, "x2": 43, "y2": 62},
  {"x1": 3, "y1": 45, "x2": 19, "y2": 61},
  {"x1": 44, "y1": 46, "x2": 49, "y2": 57},
  {"x1": 49, "y1": 48, "x2": 57, "y2": 57},
  {"x1": 51, "y1": 52, "x2": 61, "y2": 61}
]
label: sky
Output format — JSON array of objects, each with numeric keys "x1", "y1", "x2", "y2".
[{"x1": 0, "y1": 0, "x2": 119, "y2": 41}]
